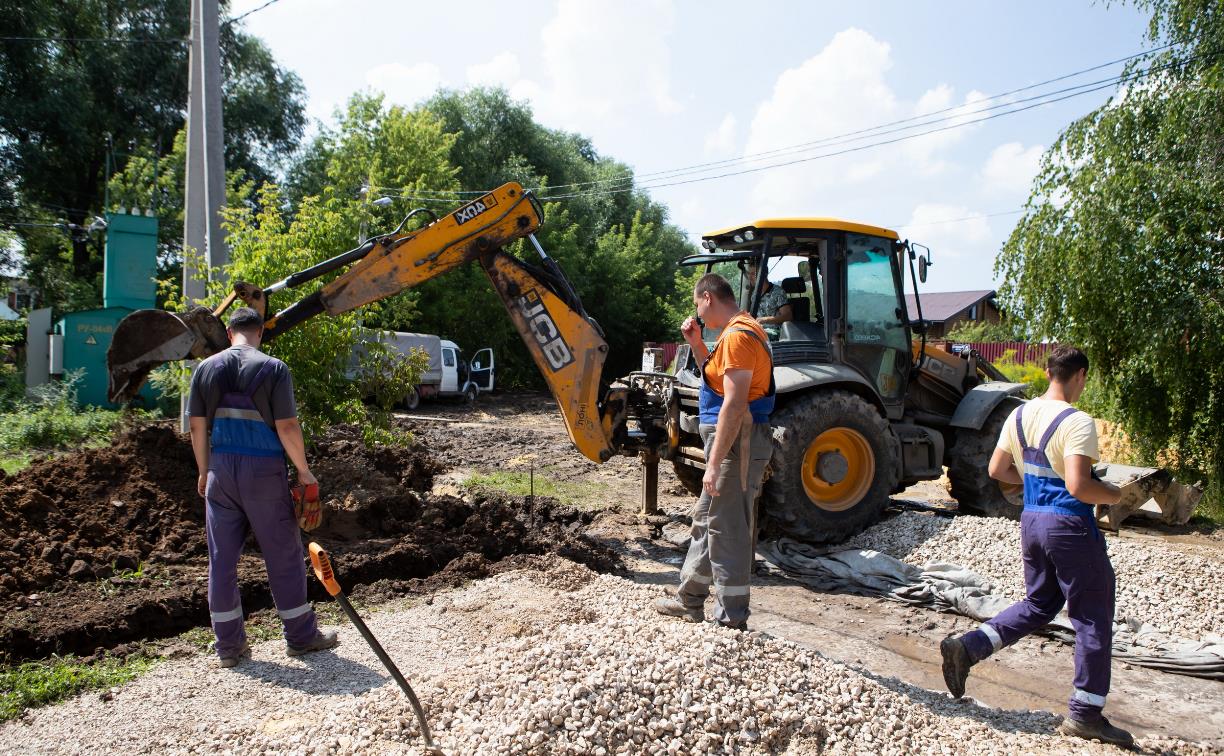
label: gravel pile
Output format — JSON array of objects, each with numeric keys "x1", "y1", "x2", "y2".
[
  {"x1": 1, "y1": 558, "x2": 1206, "y2": 755},
  {"x1": 846, "y1": 512, "x2": 1224, "y2": 641}
]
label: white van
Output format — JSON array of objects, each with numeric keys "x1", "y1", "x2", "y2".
[{"x1": 351, "y1": 330, "x2": 494, "y2": 409}]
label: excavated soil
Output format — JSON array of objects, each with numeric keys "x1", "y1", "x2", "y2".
[{"x1": 0, "y1": 422, "x2": 619, "y2": 662}]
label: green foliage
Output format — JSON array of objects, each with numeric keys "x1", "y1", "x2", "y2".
[
  {"x1": 353, "y1": 342, "x2": 430, "y2": 413},
  {"x1": 1, "y1": 0, "x2": 306, "y2": 314},
  {"x1": 0, "y1": 318, "x2": 25, "y2": 349},
  {"x1": 178, "y1": 185, "x2": 368, "y2": 440},
  {"x1": 0, "y1": 654, "x2": 155, "y2": 722},
  {"x1": 0, "y1": 371, "x2": 142, "y2": 454},
  {"x1": 997, "y1": 0, "x2": 1224, "y2": 493},
  {"x1": 992, "y1": 351, "x2": 1049, "y2": 399},
  {"x1": 944, "y1": 319, "x2": 1024, "y2": 343},
  {"x1": 0, "y1": 363, "x2": 25, "y2": 412},
  {"x1": 316, "y1": 87, "x2": 698, "y2": 387}
]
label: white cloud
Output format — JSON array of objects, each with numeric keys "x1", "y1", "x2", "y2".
[
  {"x1": 520, "y1": 0, "x2": 681, "y2": 134},
  {"x1": 903, "y1": 85, "x2": 990, "y2": 176},
  {"x1": 744, "y1": 27, "x2": 898, "y2": 215},
  {"x1": 981, "y1": 142, "x2": 1044, "y2": 195},
  {"x1": 364, "y1": 62, "x2": 445, "y2": 107},
  {"x1": 703, "y1": 114, "x2": 737, "y2": 157},
  {"x1": 466, "y1": 53, "x2": 522, "y2": 89},
  {"x1": 899, "y1": 204, "x2": 992, "y2": 261}
]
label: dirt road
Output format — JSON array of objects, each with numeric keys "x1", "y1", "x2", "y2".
[{"x1": 404, "y1": 393, "x2": 1224, "y2": 747}]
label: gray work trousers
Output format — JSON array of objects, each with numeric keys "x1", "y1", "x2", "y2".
[{"x1": 677, "y1": 422, "x2": 773, "y2": 626}]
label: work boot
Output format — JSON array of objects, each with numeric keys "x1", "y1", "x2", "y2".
[
  {"x1": 654, "y1": 597, "x2": 703, "y2": 623},
  {"x1": 1058, "y1": 716, "x2": 1135, "y2": 748},
  {"x1": 286, "y1": 629, "x2": 340, "y2": 657},
  {"x1": 717, "y1": 619, "x2": 748, "y2": 632},
  {"x1": 217, "y1": 641, "x2": 250, "y2": 669},
  {"x1": 940, "y1": 635, "x2": 974, "y2": 699}
]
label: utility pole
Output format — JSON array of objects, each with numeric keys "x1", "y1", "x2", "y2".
[{"x1": 182, "y1": 0, "x2": 228, "y2": 430}]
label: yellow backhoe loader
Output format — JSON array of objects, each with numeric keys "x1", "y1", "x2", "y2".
[{"x1": 107, "y1": 186, "x2": 1200, "y2": 542}]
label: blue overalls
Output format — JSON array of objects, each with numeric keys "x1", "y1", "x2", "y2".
[
  {"x1": 959, "y1": 404, "x2": 1116, "y2": 723},
  {"x1": 677, "y1": 322, "x2": 776, "y2": 627},
  {"x1": 205, "y1": 357, "x2": 318, "y2": 657}
]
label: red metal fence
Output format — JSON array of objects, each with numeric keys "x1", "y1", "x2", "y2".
[{"x1": 942, "y1": 341, "x2": 1056, "y2": 365}]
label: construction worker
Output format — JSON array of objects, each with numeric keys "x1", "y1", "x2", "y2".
[
  {"x1": 187, "y1": 307, "x2": 338, "y2": 668},
  {"x1": 655, "y1": 273, "x2": 774, "y2": 630},
  {"x1": 745, "y1": 260, "x2": 792, "y2": 328},
  {"x1": 939, "y1": 345, "x2": 1130, "y2": 747}
]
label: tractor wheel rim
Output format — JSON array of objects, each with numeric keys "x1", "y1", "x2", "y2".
[{"x1": 801, "y1": 427, "x2": 875, "y2": 512}]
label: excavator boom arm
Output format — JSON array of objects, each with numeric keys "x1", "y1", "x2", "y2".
[{"x1": 106, "y1": 182, "x2": 629, "y2": 463}]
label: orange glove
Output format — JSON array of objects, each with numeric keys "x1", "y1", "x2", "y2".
[{"x1": 292, "y1": 483, "x2": 322, "y2": 532}]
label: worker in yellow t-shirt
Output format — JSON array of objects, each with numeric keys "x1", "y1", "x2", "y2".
[
  {"x1": 655, "y1": 273, "x2": 775, "y2": 630},
  {"x1": 939, "y1": 345, "x2": 1130, "y2": 747}
]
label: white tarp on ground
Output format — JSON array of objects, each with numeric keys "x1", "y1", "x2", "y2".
[{"x1": 757, "y1": 539, "x2": 1224, "y2": 681}]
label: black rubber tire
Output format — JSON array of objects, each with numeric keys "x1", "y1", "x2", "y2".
[
  {"x1": 463, "y1": 384, "x2": 478, "y2": 406},
  {"x1": 672, "y1": 461, "x2": 705, "y2": 497},
  {"x1": 402, "y1": 386, "x2": 421, "y2": 411},
  {"x1": 947, "y1": 398, "x2": 1024, "y2": 519},
  {"x1": 765, "y1": 389, "x2": 900, "y2": 543}
]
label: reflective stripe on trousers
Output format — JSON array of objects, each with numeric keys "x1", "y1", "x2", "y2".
[{"x1": 676, "y1": 423, "x2": 772, "y2": 626}]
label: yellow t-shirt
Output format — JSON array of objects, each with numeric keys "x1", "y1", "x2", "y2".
[{"x1": 995, "y1": 398, "x2": 1099, "y2": 480}]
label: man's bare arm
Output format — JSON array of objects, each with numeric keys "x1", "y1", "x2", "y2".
[
  {"x1": 1064, "y1": 454, "x2": 1121, "y2": 505},
  {"x1": 275, "y1": 417, "x2": 316, "y2": 486},
  {"x1": 988, "y1": 447, "x2": 1022, "y2": 486}
]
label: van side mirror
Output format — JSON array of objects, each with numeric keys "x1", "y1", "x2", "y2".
[
  {"x1": 918, "y1": 255, "x2": 929, "y2": 283},
  {"x1": 473, "y1": 361, "x2": 482, "y2": 370}
]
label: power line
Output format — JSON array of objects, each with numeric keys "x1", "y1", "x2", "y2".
[
  {"x1": 0, "y1": 35, "x2": 185, "y2": 44},
  {"x1": 377, "y1": 39, "x2": 1184, "y2": 200},
  {"x1": 892, "y1": 209, "x2": 1025, "y2": 230},
  {"x1": 225, "y1": 0, "x2": 287, "y2": 25},
  {"x1": 530, "y1": 51, "x2": 1213, "y2": 202}
]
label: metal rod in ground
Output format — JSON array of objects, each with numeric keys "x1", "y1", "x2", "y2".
[
  {"x1": 308, "y1": 543, "x2": 442, "y2": 754},
  {"x1": 333, "y1": 593, "x2": 440, "y2": 751}
]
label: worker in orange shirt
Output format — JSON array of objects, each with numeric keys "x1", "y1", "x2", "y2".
[{"x1": 655, "y1": 273, "x2": 775, "y2": 630}]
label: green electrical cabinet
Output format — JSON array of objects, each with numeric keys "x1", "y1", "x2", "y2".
[
  {"x1": 55, "y1": 307, "x2": 158, "y2": 409},
  {"x1": 53, "y1": 211, "x2": 162, "y2": 409}
]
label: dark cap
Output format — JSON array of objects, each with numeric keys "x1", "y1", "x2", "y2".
[{"x1": 227, "y1": 306, "x2": 263, "y2": 331}]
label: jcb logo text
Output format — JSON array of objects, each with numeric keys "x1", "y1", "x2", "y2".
[{"x1": 516, "y1": 290, "x2": 574, "y2": 371}]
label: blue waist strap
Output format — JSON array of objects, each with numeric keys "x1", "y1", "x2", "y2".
[{"x1": 698, "y1": 382, "x2": 774, "y2": 424}]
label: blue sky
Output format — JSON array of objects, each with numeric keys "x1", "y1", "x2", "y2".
[{"x1": 231, "y1": 0, "x2": 1152, "y2": 293}]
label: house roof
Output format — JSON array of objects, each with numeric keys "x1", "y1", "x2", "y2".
[{"x1": 904, "y1": 289, "x2": 996, "y2": 322}]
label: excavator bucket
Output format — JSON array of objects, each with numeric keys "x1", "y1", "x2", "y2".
[
  {"x1": 1094, "y1": 463, "x2": 1204, "y2": 530},
  {"x1": 106, "y1": 306, "x2": 229, "y2": 403}
]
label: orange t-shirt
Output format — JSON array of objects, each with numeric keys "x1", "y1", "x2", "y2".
[{"x1": 702, "y1": 313, "x2": 773, "y2": 401}]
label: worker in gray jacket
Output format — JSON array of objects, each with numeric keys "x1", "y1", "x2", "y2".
[{"x1": 188, "y1": 307, "x2": 338, "y2": 668}]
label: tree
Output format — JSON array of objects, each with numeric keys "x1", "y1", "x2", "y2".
[
  {"x1": 997, "y1": 0, "x2": 1224, "y2": 492},
  {"x1": 0, "y1": 0, "x2": 306, "y2": 313},
  {"x1": 395, "y1": 88, "x2": 694, "y2": 385}
]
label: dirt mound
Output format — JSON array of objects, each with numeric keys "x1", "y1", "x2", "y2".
[{"x1": 0, "y1": 422, "x2": 619, "y2": 662}]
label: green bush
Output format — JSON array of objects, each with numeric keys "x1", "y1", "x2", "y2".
[
  {"x1": 992, "y1": 350, "x2": 1048, "y2": 399},
  {"x1": 0, "y1": 372, "x2": 147, "y2": 455},
  {"x1": 0, "y1": 363, "x2": 24, "y2": 412}
]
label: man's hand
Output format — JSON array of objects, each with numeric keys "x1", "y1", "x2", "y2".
[
  {"x1": 702, "y1": 465, "x2": 720, "y2": 497},
  {"x1": 297, "y1": 468, "x2": 318, "y2": 487},
  {"x1": 292, "y1": 480, "x2": 322, "y2": 532},
  {"x1": 681, "y1": 316, "x2": 701, "y2": 344},
  {"x1": 197, "y1": 473, "x2": 207, "y2": 498}
]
